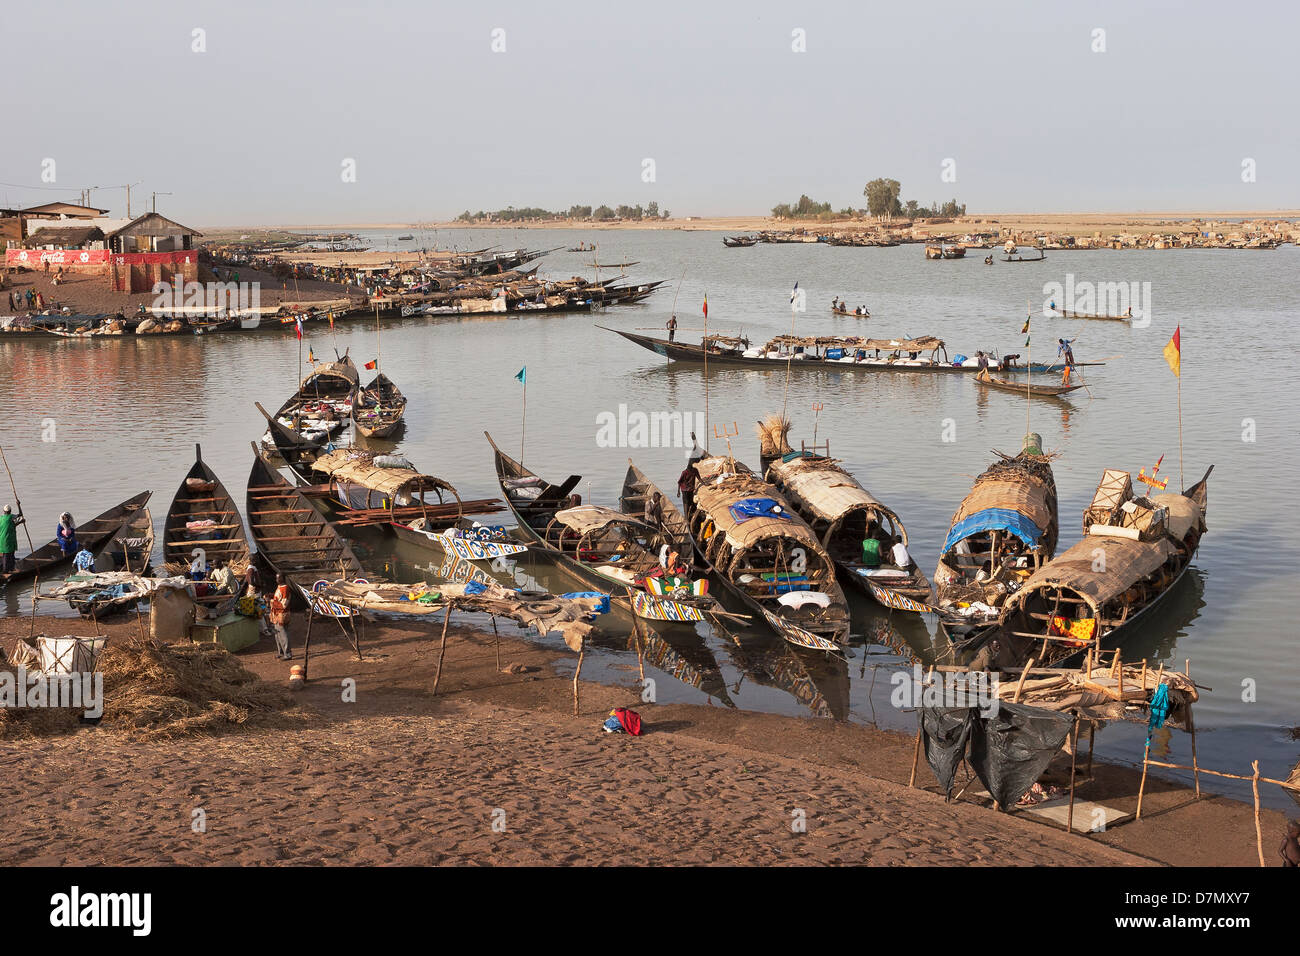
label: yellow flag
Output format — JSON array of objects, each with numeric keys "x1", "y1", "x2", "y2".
[{"x1": 1163, "y1": 326, "x2": 1181, "y2": 377}]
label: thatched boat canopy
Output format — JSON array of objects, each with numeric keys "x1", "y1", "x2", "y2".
[
  {"x1": 1003, "y1": 535, "x2": 1177, "y2": 615},
  {"x1": 300, "y1": 358, "x2": 359, "y2": 391},
  {"x1": 311, "y1": 449, "x2": 460, "y2": 508},
  {"x1": 553, "y1": 504, "x2": 656, "y2": 536},
  {"x1": 692, "y1": 466, "x2": 822, "y2": 552},
  {"x1": 942, "y1": 453, "x2": 1057, "y2": 555},
  {"x1": 767, "y1": 455, "x2": 903, "y2": 531}
]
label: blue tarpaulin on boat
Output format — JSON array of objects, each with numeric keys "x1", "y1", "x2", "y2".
[
  {"x1": 728, "y1": 498, "x2": 792, "y2": 523},
  {"x1": 942, "y1": 508, "x2": 1044, "y2": 555}
]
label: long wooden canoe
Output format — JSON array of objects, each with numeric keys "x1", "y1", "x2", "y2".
[
  {"x1": 352, "y1": 373, "x2": 407, "y2": 439},
  {"x1": 601, "y1": 327, "x2": 977, "y2": 374},
  {"x1": 94, "y1": 501, "x2": 155, "y2": 573},
  {"x1": 975, "y1": 367, "x2": 1084, "y2": 397},
  {"x1": 0, "y1": 490, "x2": 152, "y2": 587},
  {"x1": 993, "y1": 466, "x2": 1213, "y2": 668},
  {"x1": 164, "y1": 444, "x2": 251, "y2": 570},
  {"x1": 246, "y1": 449, "x2": 364, "y2": 592}
]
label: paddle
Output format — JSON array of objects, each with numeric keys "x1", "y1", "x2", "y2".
[{"x1": 0, "y1": 444, "x2": 36, "y2": 554}]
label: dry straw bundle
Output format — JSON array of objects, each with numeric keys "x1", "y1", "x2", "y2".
[
  {"x1": 756, "y1": 414, "x2": 793, "y2": 458},
  {"x1": 0, "y1": 638, "x2": 306, "y2": 739}
]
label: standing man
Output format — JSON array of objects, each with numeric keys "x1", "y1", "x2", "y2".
[
  {"x1": 0, "y1": 505, "x2": 24, "y2": 574},
  {"x1": 1057, "y1": 337, "x2": 1076, "y2": 367},
  {"x1": 666, "y1": 313, "x2": 678, "y2": 343},
  {"x1": 269, "y1": 573, "x2": 293, "y2": 660}
]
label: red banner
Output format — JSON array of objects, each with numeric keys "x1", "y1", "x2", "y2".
[
  {"x1": 5, "y1": 249, "x2": 196, "y2": 267},
  {"x1": 6, "y1": 248, "x2": 110, "y2": 266}
]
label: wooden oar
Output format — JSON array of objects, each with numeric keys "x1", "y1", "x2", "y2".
[{"x1": 0, "y1": 444, "x2": 36, "y2": 554}]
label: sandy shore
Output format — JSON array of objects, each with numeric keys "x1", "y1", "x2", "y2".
[
  {"x1": 1, "y1": 264, "x2": 356, "y2": 317},
  {"x1": 0, "y1": 612, "x2": 1289, "y2": 867}
]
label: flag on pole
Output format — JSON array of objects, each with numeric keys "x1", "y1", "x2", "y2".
[
  {"x1": 364, "y1": 359, "x2": 377, "y2": 370},
  {"x1": 328, "y1": 312, "x2": 334, "y2": 330},
  {"x1": 790, "y1": 281, "x2": 799, "y2": 304},
  {"x1": 1021, "y1": 316, "x2": 1031, "y2": 335},
  {"x1": 515, "y1": 366, "x2": 526, "y2": 385},
  {"x1": 1163, "y1": 326, "x2": 1181, "y2": 377},
  {"x1": 307, "y1": 347, "x2": 316, "y2": 364},
  {"x1": 295, "y1": 315, "x2": 303, "y2": 340},
  {"x1": 702, "y1": 294, "x2": 708, "y2": 319}
]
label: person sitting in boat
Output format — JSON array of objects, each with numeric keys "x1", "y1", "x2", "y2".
[
  {"x1": 55, "y1": 513, "x2": 78, "y2": 556},
  {"x1": 211, "y1": 559, "x2": 237, "y2": 594},
  {"x1": 861, "y1": 534, "x2": 883, "y2": 568},
  {"x1": 985, "y1": 254, "x2": 994, "y2": 265},
  {"x1": 890, "y1": 535, "x2": 912, "y2": 570},
  {"x1": 189, "y1": 553, "x2": 209, "y2": 582}
]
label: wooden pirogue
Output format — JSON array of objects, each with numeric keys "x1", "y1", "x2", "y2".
[
  {"x1": 485, "y1": 433, "x2": 726, "y2": 626},
  {"x1": 974, "y1": 367, "x2": 1085, "y2": 398},
  {"x1": 991, "y1": 465, "x2": 1213, "y2": 669},
  {"x1": 0, "y1": 491, "x2": 152, "y2": 586},
  {"x1": 163, "y1": 445, "x2": 250, "y2": 570},
  {"x1": 764, "y1": 447, "x2": 935, "y2": 614},
  {"x1": 676, "y1": 453, "x2": 850, "y2": 650},
  {"x1": 246, "y1": 448, "x2": 364, "y2": 593},
  {"x1": 352, "y1": 372, "x2": 407, "y2": 439},
  {"x1": 93, "y1": 497, "x2": 155, "y2": 573},
  {"x1": 932, "y1": 435, "x2": 1059, "y2": 645}
]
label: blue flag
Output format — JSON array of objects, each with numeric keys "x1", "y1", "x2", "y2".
[{"x1": 515, "y1": 366, "x2": 526, "y2": 385}]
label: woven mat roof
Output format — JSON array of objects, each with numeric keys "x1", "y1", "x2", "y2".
[
  {"x1": 554, "y1": 505, "x2": 654, "y2": 535},
  {"x1": 312, "y1": 449, "x2": 458, "y2": 500},
  {"x1": 767, "y1": 456, "x2": 897, "y2": 525},
  {"x1": 1006, "y1": 535, "x2": 1177, "y2": 611},
  {"x1": 692, "y1": 471, "x2": 822, "y2": 551}
]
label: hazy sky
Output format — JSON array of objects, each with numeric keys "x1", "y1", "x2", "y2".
[{"x1": 4, "y1": 0, "x2": 1296, "y2": 225}]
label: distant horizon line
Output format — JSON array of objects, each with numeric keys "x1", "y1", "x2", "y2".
[{"x1": 196, "y1": 209, "x2": 1300, "y2": 232}]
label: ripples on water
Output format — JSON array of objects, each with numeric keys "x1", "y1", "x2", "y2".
[{"x1": 2, "y1": 230, "x2": 1297, "y2": 805}]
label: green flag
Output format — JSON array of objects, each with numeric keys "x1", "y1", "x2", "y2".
[{"x1": 515, "y1": 367, "x2": 526, "y2": 385}]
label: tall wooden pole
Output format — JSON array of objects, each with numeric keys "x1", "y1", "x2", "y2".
[
  {"x1": 520, "y1": 374, "x2": 527, "y2": 466},
  {"x1": 1177, "y1": 360, "x2": 1184, "y2": 491},
  {"x1": 702, "y1": 294, "x2": 709, "y2": 451}
]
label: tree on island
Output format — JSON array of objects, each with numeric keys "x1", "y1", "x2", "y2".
[{"x1": 863, "y1": 179, "x2": 903, "y2": 219}]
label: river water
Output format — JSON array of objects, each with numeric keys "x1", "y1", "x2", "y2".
[{"x1": 3, "y1": 228, "x2": 1297, "y2": 807}]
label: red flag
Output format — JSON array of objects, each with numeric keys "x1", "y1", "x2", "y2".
[
  {"x1": 294, "y1": 315, "x2": 303, "y2": 340},
  {"x1": 364, "y1": 359, "x2": 377, "y2": 370},
  {"x1": 702, "y1": 294, "x2": 708, "y2": 318}
]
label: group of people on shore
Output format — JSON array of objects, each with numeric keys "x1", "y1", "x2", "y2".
[
  {"x1": 189, "y1": 556, "x2": 295, "y2": 660},
  {"x1": 6, "y1": 288, "x2": 46, "y2": 313}
]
